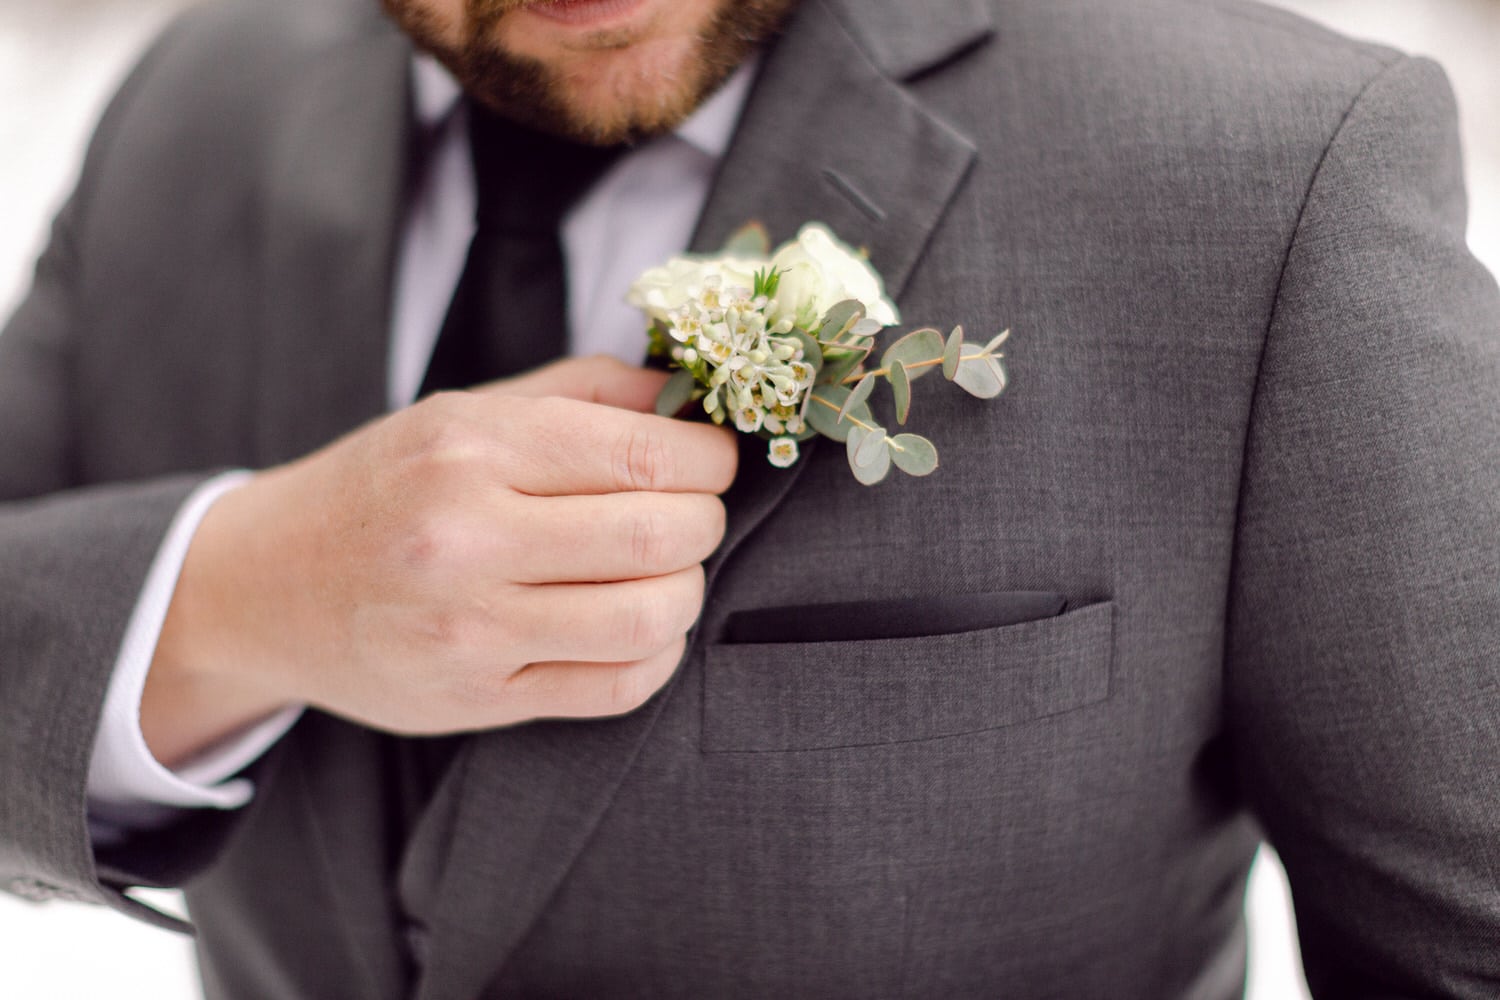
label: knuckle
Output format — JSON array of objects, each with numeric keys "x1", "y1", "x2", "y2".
[
  {"x1": 411, "y1": 606, "x2": 476, "y2": 652},
  {"x1": 412, "y1": 390, "x2": 477, "y2": 435},
  {"x1": 396, "y1": 513, "x2": 464, "y2": 574},
  {"x1": 621, "y1": 597, "x2": 677, "y2": 656},
  {"x1": 406, "y1": 408, "x2": 489, "y2": 479},
  {"x1": 406, "y1": 594, "x2": 508, "y2": 658},
  {"x1": 613, "y1": 425, "x2": 672, "y2": 492},
  {"x1": 628, "y1": 505, "x2": 670, "y2": 571}
]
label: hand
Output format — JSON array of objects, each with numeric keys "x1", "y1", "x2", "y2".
[{"x1": 143, "y1": 356, "x2": 738, "y2": 765}]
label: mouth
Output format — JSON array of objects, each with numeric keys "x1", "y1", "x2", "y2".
[{"x1": 519, "y1": 0, "x2": 650, "y2": 28}]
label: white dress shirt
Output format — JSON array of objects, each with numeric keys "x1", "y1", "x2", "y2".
[{"x1": 86, "y1": 57, "x2": 755, "y2": 839}]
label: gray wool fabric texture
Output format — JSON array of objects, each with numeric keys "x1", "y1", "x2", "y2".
[{"x1": 2, "y1": 0, "x2": 1499, "y2": 996}]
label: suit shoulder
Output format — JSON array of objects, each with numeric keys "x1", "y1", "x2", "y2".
[
  {"x1": 68, "y1": 0, "x2": 406, "y2": 234},
  {"x1": 150, "y1": 0, "x2": 395, "y2": 73},
  {"x1": 974, "y1": 0, "x2": 1405, "y2": 135},
  {"x1": 81, "y1": 0, "x2": 402, "y2": 176},
  {"x1": 935, "y1": 0, "x2": 1430, "y2": 188}
]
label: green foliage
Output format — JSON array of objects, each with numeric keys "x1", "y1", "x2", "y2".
[
  {"x1": 753, "y1": 266, "x2": 783, "y2": 300},
  {"x1": 722, "y1": 221, "x2": 771, "y2": 257},
  {"x1": 881, "y1": 328, "x2": 944, "y2": 381},
  {"x1": 819, "y1": 348, "x2": 864, "y2": 386},
  {"x1": 890, "y1": 359, "x2": 911, "y2": 425},
  {"x1": 954, "y1": 355, "x2": 1006, "y2": 399},
  {"x1": 806, "y1": 385, "x2": 872, "y2": 442},
  {"x1": 656, "y1": 369, "x2": 699, "y2": 417},
  {"x1": 943, "y1": 327, "x2": 1008, "y2": 399},
  {"x1": 847, "y1": 425, "x2": 892, "y2": 485},
  {"x1": 942, "y1": 326, "x2": 964, "y2": 380},
  {"x1": 889, "y1": 434, "x2": 938, "y2": 476},
  {"x1": 838, "y1": 373, "x2": 877, "y2": 423},
  {"x1": 817, "y1": 300, "x2": 865, "y2": 342},
  {"x1": 788, "y1": 329, "x2": 824, "y2": 372}
]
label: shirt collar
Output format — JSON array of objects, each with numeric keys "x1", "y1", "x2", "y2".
[{"x1": 409, "y1": 53, "x2": 756, "y2": 161}]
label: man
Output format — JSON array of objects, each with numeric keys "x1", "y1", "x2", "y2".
[{"x1": 1, "y1": 0, "x2": 1498, "y2": 994}]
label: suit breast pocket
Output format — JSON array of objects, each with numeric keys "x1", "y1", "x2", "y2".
[{"x1": 701, "y1": 599, "x2": 1115, "y2": 753}]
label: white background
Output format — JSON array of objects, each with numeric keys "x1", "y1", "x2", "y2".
[{"x1": 2, "y1": 1, "x2": 1496, "y2": 996}]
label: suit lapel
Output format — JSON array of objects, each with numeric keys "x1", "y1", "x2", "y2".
[
  {"x1": 693, "y1": 0, "x2": 984, "y2": 587},
  {"x1": 400, "y1": 2, "x2": 987, "y2": 994},
  {"x1": 255, "y1": 17, "x2": 412, "y2": 466}
]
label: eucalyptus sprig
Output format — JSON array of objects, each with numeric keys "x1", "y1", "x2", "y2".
[
  {"x1": 629, "y1": 222, "x2": 1010, "y2": 485},
  {"x1": 801, "y1": 312, "x2": 1009, "y2": 485}
]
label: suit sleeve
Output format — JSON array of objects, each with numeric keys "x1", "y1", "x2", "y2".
[
  {"x1": 1225, "y1": 56, "x2": 1500, "y2": 997},
  {"x1": 0, "y1": 16, "x2": 244, "y2": 933}
]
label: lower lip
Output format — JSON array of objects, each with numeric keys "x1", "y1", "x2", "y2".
[{"x1": 521, "y1": 0, "x2": 649, "y2": 28}]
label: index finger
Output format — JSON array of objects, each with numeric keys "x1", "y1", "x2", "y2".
[
  {"x1": 478, "y1": 355, "x2": 669, "y2": 413},
  {"x1": 502, "y1": 396, "x2": 739, "y2": 496}
]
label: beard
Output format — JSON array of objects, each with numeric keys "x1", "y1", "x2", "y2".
[{"x1": 382, "y1": 0, "x2": 800, "y2": 145}]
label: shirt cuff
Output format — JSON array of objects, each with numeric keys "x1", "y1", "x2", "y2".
[{"x1": 87, "y1": 471, "x2": 304, "y2": 833}]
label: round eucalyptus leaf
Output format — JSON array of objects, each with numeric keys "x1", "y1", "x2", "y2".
[
  {"x1": 954, "y1": 356, "x2": 1004, "y2": 398},
  {"x1": 789, "y1": 330, "x2": 824, "y2": 371},
  {"x1": 721, "y1": 221, "x2": 772, "y2": 257},
  {"x1": 942, "y1": 326, "x2": 964, "y2": 380},
  {"x1": 807, "y1": 385, "x2": 853, "y2": 440},
  {"x1": 984, "y1": 354, "x2": 1008, "y2": 395},
  {"x1": 818, "y1": 299, "x2": 865, "y2": 340},
  {"x1": 889, "y1": 434, "x2": 939, "y2": 476},
  {"x1": 881, "y1": 328, "x2": 943, "y2": 381},
  {"x1": 820, "y1": 347, "x2": 866, "y2": 386},
  {"x1": 853, "y1": 424, "x2": 888, "y2": 467},
  {"x1": 839, "y1": 373, "x2": 878, "y2": 423},
  {"x1": 655, "y1": 369, "x2": 699, "y2": 417},
  {"x1": 847, "y1": 427, "x2": 892, "y2": 485},
  {"x1": 850, "y1": 317, "x2": 885, "y2": 338},
  {"x1": 890, "y1": 359, "x2": 912, "y2": 425}
]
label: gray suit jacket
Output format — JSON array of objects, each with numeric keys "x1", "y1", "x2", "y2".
[{"x1": 2, "y1": 0, "x2": 1498, "y2": 996}]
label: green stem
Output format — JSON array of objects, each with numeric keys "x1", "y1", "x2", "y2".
[
  {"x1": 840, "y1": 352, "x2": 992, "y2": 385},
  {"x1": 808, "y1": 393, "x2": 880, "y2": 433}
]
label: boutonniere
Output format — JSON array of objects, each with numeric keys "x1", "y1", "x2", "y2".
[{"x1": 627, "y1": 222, "x2": 1008, "y2": 485}]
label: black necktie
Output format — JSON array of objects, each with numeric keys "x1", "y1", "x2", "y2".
[{"x1": 419, "y1": 105, "x2": 626, "y2": 395}]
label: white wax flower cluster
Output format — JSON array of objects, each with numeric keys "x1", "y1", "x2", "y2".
[{"x1": 628, "y1": 224, "x2": 899, "y2": 468}]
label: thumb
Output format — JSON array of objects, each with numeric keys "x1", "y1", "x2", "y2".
[{"x1": 478, "y1": 355, "x2": 670, "y2": 413}]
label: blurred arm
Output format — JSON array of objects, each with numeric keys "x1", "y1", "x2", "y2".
[{"x1": 1226, "y1": 56, "x2": 1500, "y2": 997}]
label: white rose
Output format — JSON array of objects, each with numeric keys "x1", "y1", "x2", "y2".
[
  {"x1": 626, "y1": 255, "x2": 761, "y2": 326},
  {"x1": 767, "y1": 223, "x2": 900, "y2": 331}
]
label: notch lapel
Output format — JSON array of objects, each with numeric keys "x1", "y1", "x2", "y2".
[
  {"x1": 255, "y1": 20, "x2": 412, "y2": 466},
  {"x1": 400, "y1": 3, "x2": 987, "y2": 994}
]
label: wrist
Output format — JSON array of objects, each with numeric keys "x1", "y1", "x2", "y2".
[{"x1": 142, "y1": 472, "x2": 301, "y2": 768}]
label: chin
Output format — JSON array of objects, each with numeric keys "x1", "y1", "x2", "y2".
[{"x1": 549, "y1": 37, "x2": 709, "y2": 139}]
